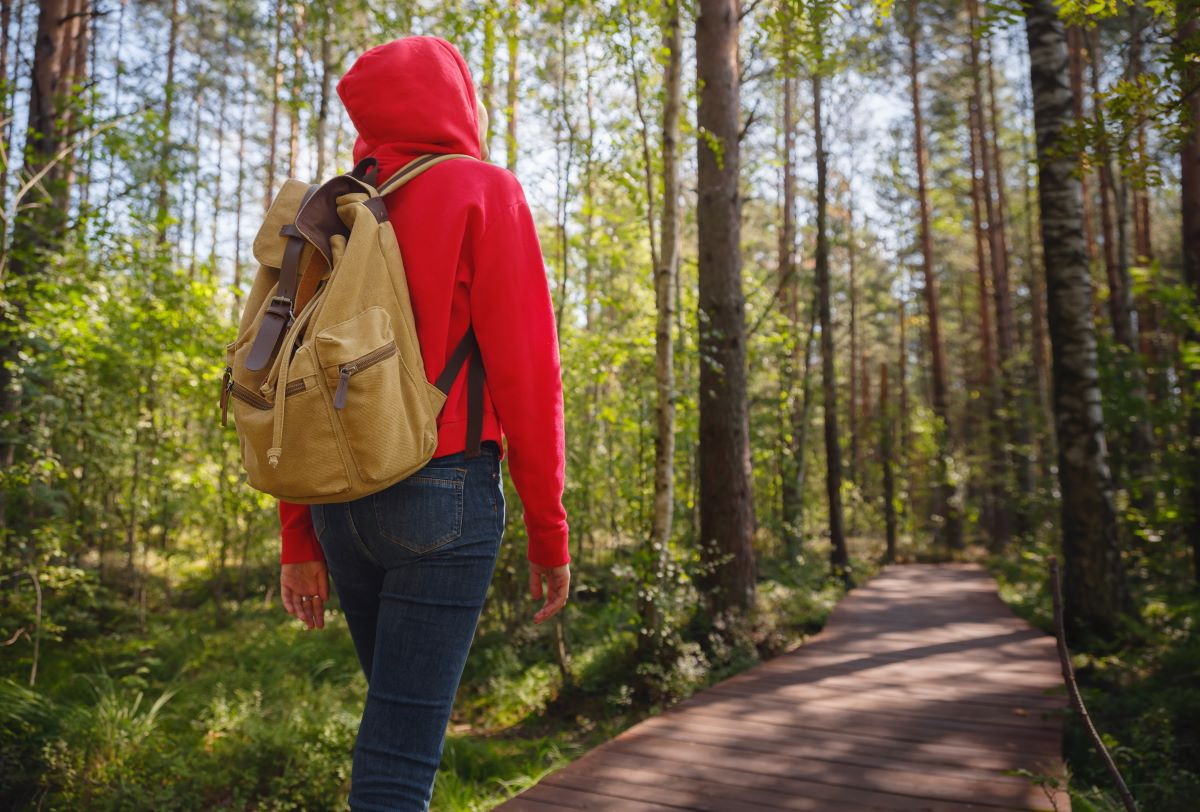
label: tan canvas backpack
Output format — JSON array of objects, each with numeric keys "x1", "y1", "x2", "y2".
[{"x1": 220, "y1": 152, "x2": 484, "y2": 504}]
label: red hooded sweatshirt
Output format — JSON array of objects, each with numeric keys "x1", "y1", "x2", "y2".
[{"x1": 277, "y1": 36, "x2": 570, "y2": 569}]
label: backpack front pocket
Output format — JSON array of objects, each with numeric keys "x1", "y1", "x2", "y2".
[
  {"x1": 316, "y1": 307, "x2": 438, "y2": 484},
  {"x1": 229, "y1": 346, "x2": 352, "y2": 500}
]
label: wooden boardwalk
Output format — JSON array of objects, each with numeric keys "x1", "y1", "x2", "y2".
[{"x1": 498, "y1": 563, "x2": 1070, "y2": 811}]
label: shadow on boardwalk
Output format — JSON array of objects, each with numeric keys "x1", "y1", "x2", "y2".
[{"x1": 497, "y1": 563, "x2": 1070, "y2": 811}]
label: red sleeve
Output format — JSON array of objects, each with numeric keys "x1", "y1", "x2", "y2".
[
  {"x1": 279, "y1": 501, "x2": 325, "y2": 564},
  {"x1": 470, "y1": 189, "x2": 571, "y2": 569}
]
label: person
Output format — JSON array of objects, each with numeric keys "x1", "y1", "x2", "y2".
[{"x1": 273, "y1": 36, "x2": 571, "y2": 812}]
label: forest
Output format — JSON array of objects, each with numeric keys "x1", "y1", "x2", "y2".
[{"x1": 1, "y1": 0, "x2": 1198, "y2": 809}]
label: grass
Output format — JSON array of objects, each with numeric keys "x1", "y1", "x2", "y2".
[
  {"x1": 1, "y1": 541, "x2": 864, "y2": 811},
  {"x1": 987, "y1": 541, "x2": 1200, "y2": 812}
]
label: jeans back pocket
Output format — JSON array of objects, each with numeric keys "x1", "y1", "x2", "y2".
[{"x1": 372, "y1": 466, "x2": 466, "y2": 554}]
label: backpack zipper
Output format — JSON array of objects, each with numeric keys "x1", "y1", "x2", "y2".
[
  {"x1": 333, "y1": 341, "x2": 398, "y2": 409},
  {"x1": 221, "y1": 364, "x2": 306, "y2": 426}
]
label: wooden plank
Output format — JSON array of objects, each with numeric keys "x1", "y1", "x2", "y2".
[
  {"x1": 625, "y1": 712, "x2": 1065, "y2": 778},
  {"x1": 601, "y1": 731, "x2": 1051, "y2": 809},
  {"x1": 494, "y1": 564, "x2": 1070, "y2": 812}
]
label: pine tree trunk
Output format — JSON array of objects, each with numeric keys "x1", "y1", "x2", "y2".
[
  {"x1": 155, "y1": 0, "x2": 178, "y2": 245},
  {"x1": 481, "y1": 2, "x2": 496, "y2": 156},
  {"x1": 779, "y1": 63, "x2": 802, "y2": 551},
  {"x1": 967, "y1": 46, "x2": 1005, "y2": 548},
  {"x1": 0, "y1": 0, "x2": 12, "y2": 217},
  {"x1": 905, "y1": 0, "x2": 960, "y2": 550},
  {"x1": 315, "y1": 8, "x2": 332, "y2": 180},
  {"x1": 986, "y1": 35, "x2": 1038, "y2": 532},
  {"x1": 881, "y1": 362, "x2": 897, "y2": 564},
  {"x1": 848, "y1": 189, "x2": 859, "y2": 487},
  {"x1": 696, "y1": 0, "x2": 756, "y2": 615},
  {"x1": 1, "y1": 0, "x2": 73, "y2": 536},
  {"x1": 288, "y1": 2, "x2": 305, "y2": 178},
  {"x1": 1179, "y1": 1, "x2": 1200, "y2": 585},
  {"x1": 505, "y1": 0, "x2": 519, "y2": 173},
  {"x1": 265, "y1": 0, "x2": 284, "y2": 210},
  {"x1": 1023, "y1": 0, "x2": 1129, "y2": 642},
  {"x1": 1089, "y1": 28, "x2": 1135, "y2": 349},
  {"x1": 1066, "y1": 25, "x2": 1097, "y2": 262},
  {"x1": 813, "y1": 70, "x2": 851, "y2": 586},
  {"x1": 641, "y1": 0, "x2": 681, "y2": 658},
  {"x1": 968, "y1": 0, "x2": 1007, "y2": 548}
]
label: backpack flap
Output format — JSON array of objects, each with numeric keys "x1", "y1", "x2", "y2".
[{"x1": 252, "y1": 179, "x2": 313, "y2": 268}]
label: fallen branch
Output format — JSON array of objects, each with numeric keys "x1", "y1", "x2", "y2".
[{"x1": 1048, "y1": 556, "x2": 1137, "y2": 812}]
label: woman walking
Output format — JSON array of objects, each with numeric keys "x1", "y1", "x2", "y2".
[{"x1": 274, "y1": 36, "x2": 571, "y2": 811}]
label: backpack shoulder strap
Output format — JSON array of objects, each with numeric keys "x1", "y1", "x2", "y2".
[
  {"x1": 375, "y1": 153, "x2": 476, "y2": 197},
  {"x1": 434, "y1": 327, "x2": 485, "y2": 458}
]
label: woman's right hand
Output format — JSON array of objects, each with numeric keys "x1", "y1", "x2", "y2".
[
  {"x1": 281, "y1": 561, "x2": 330, "y2": 630},
  {"x1": 529, "y1": 562, "x2": 570, "y2": 625}
]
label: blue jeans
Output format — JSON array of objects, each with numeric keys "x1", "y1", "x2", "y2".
[{"x1": 310, "y1": 441, "x2": 505, "y2": 812}]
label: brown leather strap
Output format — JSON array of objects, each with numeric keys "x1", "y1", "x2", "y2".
[
  {"x1": 435, "y1": 327, "x2": 485, "y2": 458},
  {"x1": 293, "y1": 247, "x2": 327, "y2": 315},
  {"x1": 246, "y1": 184, "x2": 319, "y2": 371}
]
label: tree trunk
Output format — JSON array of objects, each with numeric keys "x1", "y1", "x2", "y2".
[
  {"x1": 314, "y1": 8, "x2": 332, "y2": 180},
  {"x1": 1019, "y1": 53, "x2": 1056, "y2": 478},
  {"x1": 986, "y1": 34, "x2": 1037, "y2": 534},
  {"x1": 905, "y1": 0, "x2": 960, "y2": 550},
  {"x1": 967, "y1": 0, "x2": 1006, "y2": 549},
  {"x1": 1023, "y1": 0, "x2": 1129, "y2": 641},
  {"x1": 481, "y1": 1, "x2": 496, "y2": 157},
  {"x1": 848, "y1": 186, "x2": 859, "y2": 487},
  {"x1": 1088, "y1": 28, "x2": 1135, "y2": 349},
  {"x1": 881, "y1": 362, "x2": 897, "y2": 564},
  {"x1": 1180, "y1": 0, "x2": 1200, "y2": 585},
  {"x1": 813, "y1": 70, "x2": 851, "y2": 586},
  {"x1": 265, "y1": 0, "x2": 284, "y2": 210},
  {"x1": 288, "y1": 2, "x2": 305, "y2": 178},
  {"x1": 1, "y1": 0, "x2": 73, "y2": 538},
  {"x1": 1066, "y1": 25, "x2": 1097, "y2": 263},
  {"x1": 696, "y1": 0, "x2": 756, "y2": 616},
  {"x1": 779, "y1": 27, "x2": 804, "y2": 554},
  {"x1": 505, "y1": 0, "x2": 519, "y2": 173},
  {"x1": 967, "y1": 36, "x2": 1005, "y2": 548},
  {"x1": 636, "y1": 0, "x2": 681, "y2": 662},
  {"x1": 0, "y1": 0, "x2": 13, "y2": 217}
]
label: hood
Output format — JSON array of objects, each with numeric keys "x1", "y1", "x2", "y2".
[{"x1": 337, "y1": 36, "x2": 482, "y2": 179}]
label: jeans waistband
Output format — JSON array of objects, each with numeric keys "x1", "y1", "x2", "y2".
[{"x1": 431, "y1": 440, "x2": 500, "y2": 465}]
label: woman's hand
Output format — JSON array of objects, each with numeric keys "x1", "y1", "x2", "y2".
[
  {"x1": 529, "y1": 562, "x2": 570, "y2": 625},
  {"x1": 281, "y1": 561, "x2": 330, "y2": 630}
]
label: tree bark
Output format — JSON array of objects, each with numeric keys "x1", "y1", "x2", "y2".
[
  {"x1": 635, "y1": 0, "x2": 681, "y2": 662},
  {"x1": 1088, "y1": 28, "x2": 1135, "y2": 350},
  {"x1": 314, "y1": 7, "x2": 332, "y2": 180},
  {"x1": 505, "y1": 0, "x2": 519, "y2": 173},
  {"x1": 881, "y1": 362, "x2": 897, "y2": 564},
  {"x1": 481, "y1": 1, "x2": 496, "y2": 157},
  {"x1": 265, "y1": 0, "x2": 284, "y2": 211},
  {"x1": 967, "y1": 0, "x2": 1006, "y2": 548},
  {"x1": 779, "y1": 17, "x2": 804, "y2": 553},
  {"x1": 288, "y1": 2, "x2": 306, "y2": 178},
  {"x1": 696, "y1": 0, "x2": 756, "y2": 615},
  {"x1": 1023, "y1": 0, "x2": 1130, "y2": 641},
  {"x1": 848, "y1": 184, "x2": 859, "y2": 487},
  {"x1": 905, "y1": 0, "x2": 960, "y2": 549},
  {"x1": 1179, "y1": 0, "x2": 1200, "y2": 585},
  {"x1": 1, "y1": 0, "x2": 73, "y2": 527},
  {"x1": 813, "y1": 70, "x2": 851, "y2": 585},
  {"x1": 1066, "y1": 25, "x2": 1097, "y2": 262}
]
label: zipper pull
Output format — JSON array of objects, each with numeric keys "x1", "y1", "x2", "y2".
[
  {"x1": 333, "y1": 365, "x2": 354, "y2": 409},
  {"x1": 220, "y1": 366, "x2": 233, "y2": 426}
]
